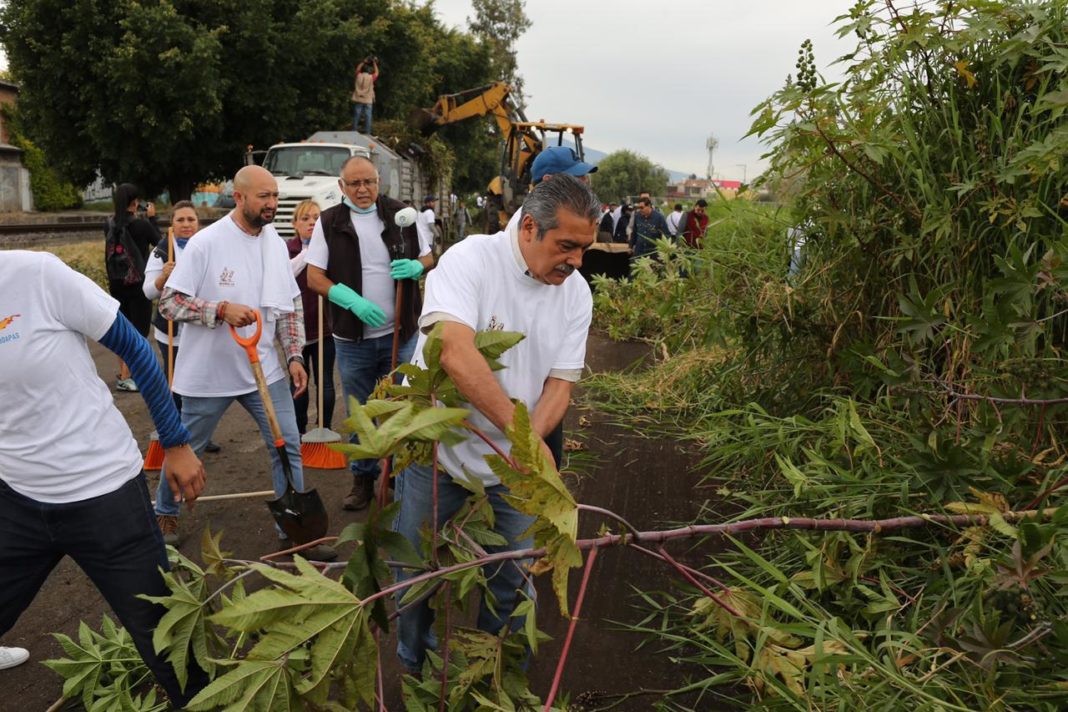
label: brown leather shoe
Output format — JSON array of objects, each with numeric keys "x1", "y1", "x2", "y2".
[
  {"x1": 157, "y1": 514, "x2": 180, "y2": 546},
  {"x1": 342, "y1": 475, "x2": 374, "y2": 511}
]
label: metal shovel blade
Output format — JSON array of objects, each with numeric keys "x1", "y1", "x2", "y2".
[{"x1": 267, "y1": 485, "x2": 329, "y2": 545}]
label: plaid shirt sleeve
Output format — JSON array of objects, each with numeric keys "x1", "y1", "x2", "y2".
[
  {"x1": 158, "y1": 287, "x2": 222, "y2": 327},
  {"x1": 159, "y1": 289, "x2": 305, "y2": 362},
  {"x1": 276, "y1": 299, "x2": 305, "y2": 364}
]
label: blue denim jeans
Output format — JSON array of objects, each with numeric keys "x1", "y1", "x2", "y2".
[
  {"x1": 154, "y1": 377, "x2": 304, "y2": 535},
  {"x1": 334, "y1": 333, "x2": 416, "y2": 480},
  {"x1": 0, "y1": 474, "x2": 208, "y2": 707},
  {"x1": 392, "y1": 461, "x2": 536, "y2": 673},
  {"x1": 352, "y1": 102, "x2": 373, "y2": 134}
]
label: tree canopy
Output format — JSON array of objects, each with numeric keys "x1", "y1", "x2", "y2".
[
  {"x1": 0, "y1": 0, "x2": 496, "y2": 200},
  {"x1": 589, "y1": 149, "x2": 670, "y2": 203}
]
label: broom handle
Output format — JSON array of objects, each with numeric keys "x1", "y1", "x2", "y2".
[
  {"x1": 317, "y1": 295, "x2": 324, "y2": 430},
  {"x1": 391, "y1": 281, "x2": 403, "y2": 370},
  {"x1": 166, "y1": 228, "x2": 175, "y2": 386}
]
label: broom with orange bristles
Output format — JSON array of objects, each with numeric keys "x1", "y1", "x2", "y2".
[
  {"x1": 301, "y1": 295, "x2": 346, "y2": 469},
  {"x1": 143, "y1": 229, "x2": 176, "y2": 470}
]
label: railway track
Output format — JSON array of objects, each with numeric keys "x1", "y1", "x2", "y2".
[{"x1": 0, "y1": 217, "x2": 218, "y2": 248}]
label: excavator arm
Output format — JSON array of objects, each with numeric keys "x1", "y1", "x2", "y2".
[{"x1": 412, "y1": 82, "x2": 586, "y2": 231}]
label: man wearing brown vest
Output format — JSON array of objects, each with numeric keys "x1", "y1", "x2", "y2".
[
  {"x1": 306, "y1": 156, "x2": 432, "y2": 509},
  {"x1": 351, "y1": 57, "x2": 378, "y2": 134}
]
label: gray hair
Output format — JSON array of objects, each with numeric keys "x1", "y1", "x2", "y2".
[{"x1": 521, "y1": 174, "x2": 601, "y2": 240}]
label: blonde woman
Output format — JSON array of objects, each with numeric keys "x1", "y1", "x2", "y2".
[{"x1": 287, "y1": 200, "x2": 335, "y2": 435}]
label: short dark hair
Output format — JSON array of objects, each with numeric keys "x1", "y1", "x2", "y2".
[
  {"x1": 638, "y1": 197, "x2": 652, "y2": 207},
  {"x1": 521, "y1": 174, "x2": 600, "y2": 240},
  {"x1": 674, "y1": 203, "x2": 683, "y2": 211},
  {"x1": 695, "y1": 198, "x2": 708, "y2": 208}
]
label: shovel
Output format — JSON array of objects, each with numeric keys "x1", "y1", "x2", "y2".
[{"x1": 229, "y1": 310, "x2": 328, "y2": 544}]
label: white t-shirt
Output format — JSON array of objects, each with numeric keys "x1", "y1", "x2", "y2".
[
  {"x1": 411, "y1": 219, "x2": 593, "y2": 486},
  {"x1": 414, "y1": 212, "x2": 433, "y2": 254},
  {"x1": 0, "y1": 251, "x2": 143, "y2": 502},
  {"x1": 144, "y1": 241, "x2": 186, "y2": 345},
  {"x1": 667, "y1": 211, "x2": 683, "y2": 236},
  {"x1": 307, "y1": 210, "x2": 431, "y2": 340},
  {"x1": 167, "y1": 218, "x2": 298, "y2": 397}
]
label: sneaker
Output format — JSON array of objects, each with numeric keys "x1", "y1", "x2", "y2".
[
  {"x1": 204, "y1": 441, "x2": 222, "y2": 454},
  {"x1": 342, "y1": 475, "x2": 374, "y2": 511},
  {"x1": 156, "y1": 514, "x2": 181, "y2": 546},
  {"x1": 0, "y1": 646, "x2": 29, "y2": 671},
  {"x1": 279, "y1": 539, "x2": 338, "y2": 562},
  {"x1": 116, "y1": 378, "x2": 139, "y2": 392}
]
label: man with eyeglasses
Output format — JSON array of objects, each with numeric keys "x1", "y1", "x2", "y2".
[{"x1": 306, "y1": 156, "x2": 433, "y2": 510}]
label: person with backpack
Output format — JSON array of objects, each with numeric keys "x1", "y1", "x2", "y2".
[{"x1": 105, "y1": 183, "x2": 161, "y2": 392}]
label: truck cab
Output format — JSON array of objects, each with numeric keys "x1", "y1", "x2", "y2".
[{"x1": 261, "y1": 131, "x2": 433, "y2": 238}]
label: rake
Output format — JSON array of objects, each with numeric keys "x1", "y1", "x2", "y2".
[
  {"x1": 144, "y1": 228, "x2": 175, "y2": 470},
  {"x1": 301, "y1": 295, "x2": 346, "y2": 469}
]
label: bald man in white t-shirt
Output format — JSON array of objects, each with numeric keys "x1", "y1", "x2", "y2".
[{"x1": 392, "y1": 174, "x2": 600, "y2": 674}]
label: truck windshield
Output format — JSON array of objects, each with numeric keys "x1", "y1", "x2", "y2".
[{"x1": 263, "y1": 146, "x2": 352, "y2": 177}]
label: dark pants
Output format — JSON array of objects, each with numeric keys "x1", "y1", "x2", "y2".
[
  {"x1": 156, "y1": 339, "x2": 182, "y2": 412},
  {"x1": 0, "y1": 474, "x2": 207, "y2": 707},
  {"x1": 545, "y1": 421, "x2": 563, "y2": 469},
  {"x1": 292, "y1": 338, "x2": 336, "y2": 434},
  {"x1": 108, "y1": 283, "x2": 152, "y2": 336},
  {"x1": 335, "y1": 333, "x2": 417, "y2": 481}
]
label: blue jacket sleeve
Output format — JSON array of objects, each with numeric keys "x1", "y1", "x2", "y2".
[{"x1": 98, "y1": 312, "x2": 190, "y2": 449}]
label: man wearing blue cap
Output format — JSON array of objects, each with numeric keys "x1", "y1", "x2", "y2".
[
  {"x1": 499, "y1": 146, "x2": 597, "y2": 471},
  {"x1": 530, "y1": 145, "x2": 597, "y2": 184}
]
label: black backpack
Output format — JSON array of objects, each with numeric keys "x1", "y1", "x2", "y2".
[{"x1": 104, "y1": 217, "x2": 146, "y2": 287}]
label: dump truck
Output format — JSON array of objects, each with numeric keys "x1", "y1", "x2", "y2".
[{"x1": 253, "y1": 131, "x2": 438, "y2": 239}]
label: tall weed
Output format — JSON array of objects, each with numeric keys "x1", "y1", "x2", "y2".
[{"x1": 588, "y1": 1, "x2": 1068, "y2": 708}]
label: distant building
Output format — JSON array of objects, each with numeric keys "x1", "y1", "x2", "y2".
[
  {"x1": 665, "y1": 177, "x2": 743, "y2": 201},
  {"x1": 0, "y1": 80, "x2": 34, "y2": 212}
]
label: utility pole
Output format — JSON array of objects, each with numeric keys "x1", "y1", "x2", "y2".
[
  {"x1": 736, "y1": 163, "x2": 747, "y2": 184},
  {"x1": 706, "y1": 134, "x2": 718, "y2": 180}
]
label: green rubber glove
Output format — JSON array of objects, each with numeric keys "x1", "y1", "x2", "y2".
[
  {"x1": 390, "y1": 258, "x2": 424, "y2": 280},
  {"x1": 328, "y1": 283, "x2": 386, "y2": 328}
]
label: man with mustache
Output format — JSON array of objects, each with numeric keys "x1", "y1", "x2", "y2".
[
  {"x1": 392, "y1": 174, "x2": 599, "y2": 674},
  {"x1": 153, "y1": 166, "x2": 334, "y2": 560},
  {"x1": 306, "y1": 156, "x2": 433, "y2": 511}
]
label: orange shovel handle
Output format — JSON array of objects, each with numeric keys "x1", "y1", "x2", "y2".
[{"x1": 228, "y1": 309, "x2": 263, "y2": 363}]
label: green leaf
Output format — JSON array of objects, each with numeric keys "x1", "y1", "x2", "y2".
[
  {"x1": 186, "y1": 659, "x2": 300, "y2": 711},
  {"x1": 486, "y1": 402, "x2": 581, "y2": 616}
]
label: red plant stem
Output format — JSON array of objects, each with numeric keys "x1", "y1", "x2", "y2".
[
  {"x1": 655, "y1": 545, "x2": 744, "y2": 618},
  {"x1": 1024, "y1": 474, "x2": 1068, "y2": 511},
  {"x1": 627, "y1": 543, "x2": 731, "y2": 594},
  {"x1": 543, "y1": 546, "x2": 599, "y2": 712},
  {"x1": 432, "y1": 444, "x2": 440, "y2": 567},
  {"x1": 463, "y1": 419, "x2": 519, "y2": 469},
  {"x1": 378, "y1": 454, "x2": 392, "y2": 508},
  {"x1": 577, "y1": 503, "x2": 641, "y2": 537},
  {"x1": 361, "y1": 508, "x2": 1057, "y2": 610},
  {"x1": 437, "y1": 581, "x2": 452, "y2": 712},
  {"x1": 374, "y1": 628, "x2": 387, "y2": 712}
]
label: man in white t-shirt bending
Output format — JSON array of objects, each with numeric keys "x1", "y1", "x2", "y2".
[
  {"x1": 392, "y1": 174, "x2": 599, "y2": 674},
  {"x1": 155, "y1": 166, "x2": 335, "y2": 560},
  {"x1": 306, "y1": 156, "x2": 433, "y2": 510}
]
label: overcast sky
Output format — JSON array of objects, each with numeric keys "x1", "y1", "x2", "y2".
[{"x1": 432, "y1": 0, "x2": 858, "y2": 181}]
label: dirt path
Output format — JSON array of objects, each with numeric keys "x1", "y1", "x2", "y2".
[{"x1": 4, "y1": 333, "x2": 719, "y2": 711}]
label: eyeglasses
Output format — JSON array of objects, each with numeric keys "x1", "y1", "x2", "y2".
[{"x1": 341, "y1": 178, "x2": 379, "y2": 189}]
